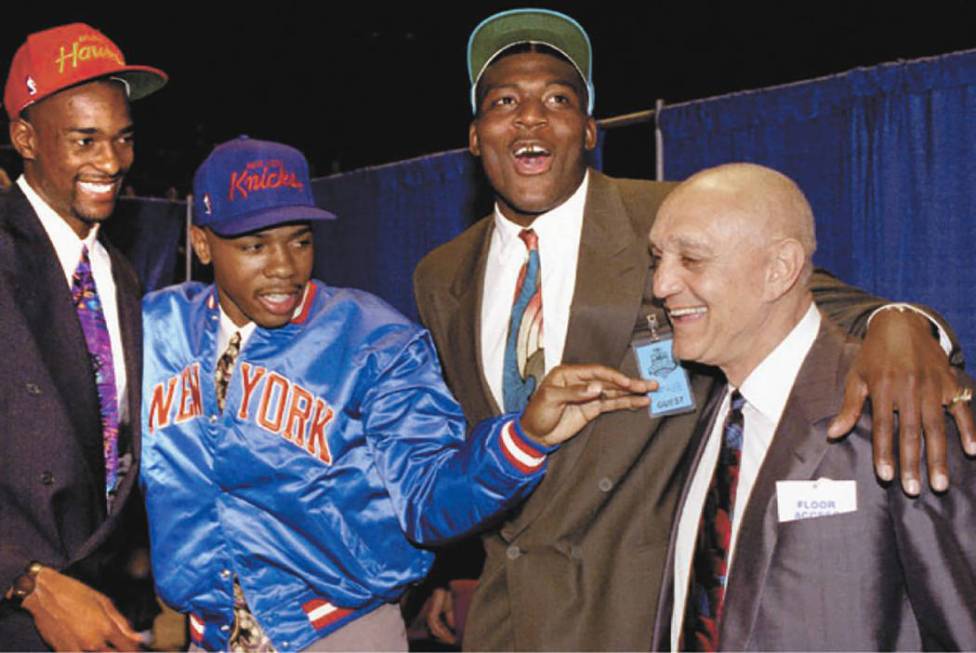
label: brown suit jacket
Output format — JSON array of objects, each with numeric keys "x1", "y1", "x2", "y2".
[
  {"x1": 414, "y1": 170, "x2": 906, "y2": 651},
  {"x1": 0, "y1": 187, "x2": 144, "y2": 650},
  {"x1": 651, "y1": 318, "x2": 976, "y2": 651}
]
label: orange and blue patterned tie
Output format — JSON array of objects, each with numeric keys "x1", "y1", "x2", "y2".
[
  {"x1": 71, "y1": 245, "x2": 119, "y2": 507},
  {"x1": 682, "y1": 389, "x2": 746, "y2": 651},
  {"x1": 503, "y1": 229, "x2": 544, "y2": 412}
]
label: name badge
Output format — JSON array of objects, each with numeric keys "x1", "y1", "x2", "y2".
[
  {"x1": 632, "y1": 334, "x2": 695, "y2": 417},
  {"x1": 776, "y1": 478, "x2": 857, "y2": 523}
]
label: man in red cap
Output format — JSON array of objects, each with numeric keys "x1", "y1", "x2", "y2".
[{"x1": 0, "y1": 23, "x2": 166, "y2": 651}]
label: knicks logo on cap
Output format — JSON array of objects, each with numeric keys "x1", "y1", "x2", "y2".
[{"x1": 228, "y1": 159, "x2": 303, "y2": 201}]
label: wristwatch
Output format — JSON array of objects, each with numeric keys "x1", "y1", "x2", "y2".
[{"x1": 7, "y1": 562, "x2": 43, "y2": 607}]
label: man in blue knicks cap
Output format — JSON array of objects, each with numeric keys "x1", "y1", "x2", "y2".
[
  {"x1": 413, "y1": 7, "x2": 975, "y2": 650},
  {"x1": 139, "y1": 135, "x2": 656, "y2": 651}
]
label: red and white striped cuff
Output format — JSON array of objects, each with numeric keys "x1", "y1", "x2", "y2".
[
  {"x1": 189, "y1": 613, "x2": 205, "y2": 643},
  {"x1": 499, "y1": 420, "x2": 549, "y2": 474},
  {"x1": 302, "y1": 598, "x2": 354, "y2": 631}
]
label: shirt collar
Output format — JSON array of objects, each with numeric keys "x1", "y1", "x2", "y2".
[
  {"x1": 739, "y1": 302, "x2": 821, "y2": 423},
  {"x1": 18, "y1": 175, "x2": 100, "y2": 277},
  {"x1": 491, "y1": 169, "x2": 590, "y2": 247},
  {"x1": 217, "y1": 307, "x2": 258, "y2": 353}
]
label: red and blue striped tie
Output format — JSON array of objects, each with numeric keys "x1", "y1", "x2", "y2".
[
  {"x1": 502, "y1": 228, "x2": 544, "y2": 412},
  {"x1": 682, "y1": 389, "x2": 746, "y2": 651}
]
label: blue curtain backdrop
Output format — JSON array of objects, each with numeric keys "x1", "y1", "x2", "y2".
[
  {"x1": 104, "y1": 196, "x2": 184, "y2": 293},
  {"x1": 308, "y1": 142, "x2": 604, "y2": 322},
  {"x1": 659, "y1": 49, "x2": 976, "y2": 365},
  {"x1": 309, "y1": 149, "x2": 493, "y2": 322}
]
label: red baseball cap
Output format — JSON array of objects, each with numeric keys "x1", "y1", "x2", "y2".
[{"x1": 3, "y1": 22, "x2": 168, "y2": 120}]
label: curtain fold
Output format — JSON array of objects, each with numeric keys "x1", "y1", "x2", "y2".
[{"x1": 660, "y1": 49, "x2": 976, "y2": 364}]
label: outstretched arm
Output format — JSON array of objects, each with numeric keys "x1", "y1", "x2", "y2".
[{"x1": 810, "y1": 270, "x2": 976, "y2": 494}]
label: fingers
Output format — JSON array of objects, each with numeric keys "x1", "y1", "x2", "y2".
[
  {"x1": 827, "y1": 371, "x2": 867, "y2": 441},
  {"x1": 948, "y1": 399, "x2": 976, "y2": 457},
  {"x1": 545, "y1": 364, "x2": 657, "y2": 394},
  {"x1": 102, "y1": 599, "x2": 142, "y2": 650},
  {"x1": 426, "y1": 588, "x2": 456, "y2": 645},
  {"x1": 920, "y1": 383, "x2": 949, "y2": 492},
  {"x1": 868, "y1": 393, "x2": 897, "y2": 486}
]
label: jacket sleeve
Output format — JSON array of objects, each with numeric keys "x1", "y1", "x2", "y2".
[
  {"x1": 359, "y1": 330, "x2": 550, "y2": 546},
  {"x1": 810, "y1": 268, "x2": 963, "y2": 366},
  {"x1": 891, "y1": 410, "x2": 976, "y2": 647}
]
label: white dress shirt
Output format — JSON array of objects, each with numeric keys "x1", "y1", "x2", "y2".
[
  {"x1": 18, "y1": 175, "x2": 129, "y2": 420},
  {"x1": 480, "y1": 171, "x2": 590, "y2": 410},
  {"x1": 670, "y1": 302, "x2": 821, "y2": 651},
  {"x1": 216, "y1": 308, "x2": 257, "y2": 364}
]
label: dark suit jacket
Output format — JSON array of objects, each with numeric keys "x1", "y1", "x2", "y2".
[
  {"x1": 651, "y1": 317, "x2": 976, "y2": 651},
  {"x1": 0, "y1": 187, "x2": 144, "y2": 651},
  {"x1": 414, "y1": 171, "x2": 909, "y2": 651}
]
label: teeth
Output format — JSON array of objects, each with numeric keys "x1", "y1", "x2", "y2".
[
  {"x1": 263, "y1": 293, "x2": 291, "y2": 302},
  {"x1": 78, "y1": 181, "x2": 115, "y2": 193},
  {"x1": 514, "y1": 144, "x2": 550, "y2": 157},
  {"x1": 669, "y1": 307, "x2": 707, "y2": 317}
]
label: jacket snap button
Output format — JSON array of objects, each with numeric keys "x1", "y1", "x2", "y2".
[
  {"x1": 25, "y1": 383, "x2": 41, "y2": 396},
  {"x1": 598, "y1": 477, "x2": 613, "y2": 492},
  {"x1": 506, "y1": 545, "x2": 521, "y2": 560},
  {"x1": 40, "y1": 471, "x2": 54, "y2": 485}
]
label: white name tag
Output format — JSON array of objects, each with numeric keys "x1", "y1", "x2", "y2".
[{"x1": 776, "y1": 478, "x2": 857, "y2": 523}]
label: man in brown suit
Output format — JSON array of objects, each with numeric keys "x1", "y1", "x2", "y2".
[{"x1": 412, "y1": 8, "x2": 974, "y2": 650}]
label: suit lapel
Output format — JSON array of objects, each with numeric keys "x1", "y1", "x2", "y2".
[
  {"x1": 500, "y1": 171, "x2": 661, "y2": 538},
  {"x1": 106, "y1": 241, "x2": 142, "y2": 516},
  {"x1": 2, "y1": 190, "x2": 105, "y2": 493},
  {"x1": 720, "y1": 320, "x2": 848, "y2": 650},
  {"x1": 447, "y1": 218, "x2": 501, "y2": 421},
  {"x1": 652, "y1": 382, "x2": 728, "y2": 650}
]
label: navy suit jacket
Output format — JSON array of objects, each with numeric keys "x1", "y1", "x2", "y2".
[{"x1": 0, "y1": 186, "x2": 144, "y2": 650}]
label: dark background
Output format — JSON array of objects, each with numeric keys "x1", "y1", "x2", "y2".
[{"x1": 3, "y1": 1, "x2": 976, "y2": 193}]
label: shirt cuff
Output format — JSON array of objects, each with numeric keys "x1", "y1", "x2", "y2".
[
  {"x1": 498, "y1": 419, "x2": 555, "y2": 474},
  {"x1": 866, "y1": 303, "x2": 952, "y2": 356}
]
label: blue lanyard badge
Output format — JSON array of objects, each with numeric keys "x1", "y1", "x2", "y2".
[{"x1": 631, "y1": 314, "x2": 696, "y2": 417}]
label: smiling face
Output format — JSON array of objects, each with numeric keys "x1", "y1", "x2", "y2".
[
  {"x1": 649, "y1": 183, "x2": 774, "y2": 381},
  {"x1": 10, "y1": 80, "x2": 134, "y2": 238},
  {"x1": 469, "y1": 51, "x2": 597, "y2": 226},
  {"x1": 190, "y1": 222, "x2": 314, "y2": 328}
]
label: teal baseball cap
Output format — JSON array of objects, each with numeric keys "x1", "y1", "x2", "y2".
[{"x1": 467, "y1": 7, "x2": 594, "y2": 115}]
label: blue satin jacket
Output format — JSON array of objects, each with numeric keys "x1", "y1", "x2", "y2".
[{"x1": 140, "y1": 281, "x2": 549, "y2": 651}]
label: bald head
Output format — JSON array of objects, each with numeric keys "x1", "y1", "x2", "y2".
[
  {"x1": 662, "y1": 163, "x2": 817, "y2": 271},
  {"x1": 649, "y1": 163, "x2": 817, "y2": 384}
]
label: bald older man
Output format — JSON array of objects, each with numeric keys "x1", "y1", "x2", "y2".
[{"x1": 648, "y1": 164, "x2": 976, "y2": 651}]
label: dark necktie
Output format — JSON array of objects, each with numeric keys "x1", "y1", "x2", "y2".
[
  {"x1": 682, "y1": 389, "x2": 746, "y2": 651},
  {"x1": 71, "y1": 245, "x2": 119, "y2": 506},
  {"x1": 502, "y1": 228, "x2": 544, "y2": 412},
  {"x1": 215, "y1": 331, "x2": 242, "y2": 412},
  {"x1": 214, "y1": 332, "x2": 275, "y2": 652}
]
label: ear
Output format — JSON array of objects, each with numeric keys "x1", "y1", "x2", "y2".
[
  {"x1": 762, "y1": 238, "x2": 805, "y2": 302},
  {"x1": 189, "y1": 226, "x2": 213, "y2": 265},
  {"x1": 9, "y1": 118, "x2": 37, "y2": 161},
  {"x1": 468, "y1": 121, "x2": 481, "y2": 157},
  {"x1": 584, "y1": 115, "x2": 597, "y2": 152}
]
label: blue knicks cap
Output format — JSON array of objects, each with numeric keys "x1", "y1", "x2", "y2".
[{"x1": 193, "y1": 135, "x2": 335, "y2": 237}]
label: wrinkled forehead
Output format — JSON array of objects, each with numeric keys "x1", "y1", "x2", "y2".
[{"x1": 652, "y1": 185, "x2": 760, "y2": 248}]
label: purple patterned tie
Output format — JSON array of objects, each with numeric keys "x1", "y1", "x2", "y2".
[
  {"x1": 682, "y1": 390, "x2": 745, "y2": 651},
  {"x1": 71, "y1": 245, "x2": 120, "y2": 506}
]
